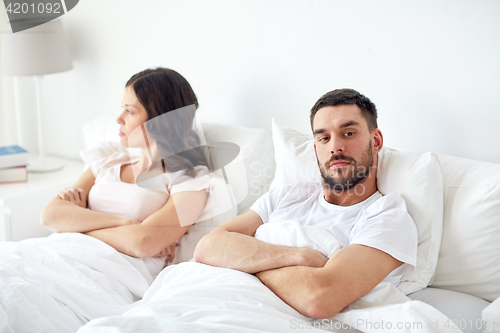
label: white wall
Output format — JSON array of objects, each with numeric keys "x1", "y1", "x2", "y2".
[
  {"x1": 0, "y1": 7, "x2": 11, "y2": 146},
  {"x1": 2, "y1": 0, "x2": 500, "y2": 163}
]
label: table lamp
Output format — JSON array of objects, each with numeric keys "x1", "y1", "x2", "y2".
[{"x1": 1, "y1": 19, "x2": 73, "y2": 172}]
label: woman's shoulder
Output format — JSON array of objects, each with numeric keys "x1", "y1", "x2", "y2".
[
  {"x1": 102, "y1": 151, "x2": 134, "y2": 167},
  {"x1": 162, "y1": 165, "x2": 211, "y2": 193},
  {"x1": 193, "y1": 165, "x2": 210, "y2": 177},
  {"x1": 91, "y1": 152, "x2": 135, "y2": 177},
  {"x1": 163, "y1": 165, "x2": 209, "y2": 182}
]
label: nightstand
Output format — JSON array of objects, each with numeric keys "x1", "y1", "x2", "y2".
[
  {"x1": 483, "y1": 297, "x2": 500, "y2": 333},
  {"x1": 0, "y1": 158, "x2": 85, "y2": 241}
]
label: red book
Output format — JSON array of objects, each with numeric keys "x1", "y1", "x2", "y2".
[{"x1": 0, "y1": 166, "x2": 28, "y2": 184}]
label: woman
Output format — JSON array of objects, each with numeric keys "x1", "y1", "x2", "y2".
[
  {"x1": 0, "y1": 68, "x2": 214, "y2": 333},
  {"x1": 41, "y1": 67, "x2": 210, "y2": 261}
]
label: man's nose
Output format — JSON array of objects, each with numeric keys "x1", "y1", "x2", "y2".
[{"x1": 329, "y1": 139, "x2": 344, "y2": 154}]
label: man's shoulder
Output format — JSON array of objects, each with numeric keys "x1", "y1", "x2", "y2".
[
  {"x1": 376, "y1": 192, "x2": 407, "y2": 206},
  {"x1": 361, "y1": 191, "x2": 410, "y2": 217}
]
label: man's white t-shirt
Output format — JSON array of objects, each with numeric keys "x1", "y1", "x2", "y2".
[{"x1": 250, "y1": 182, "x2": 418, "y2": 286}]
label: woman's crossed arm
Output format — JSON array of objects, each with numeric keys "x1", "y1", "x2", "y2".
[
  {"x1": 84, "y1": 189, "x2": 208, "y2": 258},
  {"x1": 41, "y1": 166, "x2": 208, "y2": 258},
  {"x1": 41, "y1": 168, "x2": 137, "y2": 233}
]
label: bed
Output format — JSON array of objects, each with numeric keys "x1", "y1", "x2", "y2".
[
  {"x1": 79, "y1": 118, "x2": 498, "y2": 333},
  {"x1": 1, "y1": 117, "x2": 498, "y2": 333}
]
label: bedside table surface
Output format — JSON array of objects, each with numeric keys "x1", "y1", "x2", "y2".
[{"x1": 0, "y1": 159, "x2": 85, "y2": 206}]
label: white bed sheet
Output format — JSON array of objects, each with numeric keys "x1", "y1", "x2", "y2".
[
  {"x1": 79, "y1": 221, "x2": 463, "y2": 333},
  {"x1": 78, "y1": 262, "x2": 463, "y2": 333},
  {"x1": 0, "y1": 232, "x2": 165, "y2": 333}
]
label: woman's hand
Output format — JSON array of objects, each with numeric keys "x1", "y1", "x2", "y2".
[
  {"x1": 154, "y1": 243, "x2": 177, "y2": 263},
  {"x1": 57, "y1": 187, "x2": 87, "y2": 209}
]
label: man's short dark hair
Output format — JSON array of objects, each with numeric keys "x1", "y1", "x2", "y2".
[{"x1": 310, "y1": 89, "x2": 378, "y2": 132}]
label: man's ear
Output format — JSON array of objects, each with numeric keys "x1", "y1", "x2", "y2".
[
  {"x1": 372, "y1": 129, "x2": 383, "y2": 154},
  {"x1": 313, "y1": 141, "x2": 317, "y2": 155}
]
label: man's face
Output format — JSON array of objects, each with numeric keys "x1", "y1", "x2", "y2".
[{"x1": 312, "y1": 104, "x2": 381, "y2": 192}]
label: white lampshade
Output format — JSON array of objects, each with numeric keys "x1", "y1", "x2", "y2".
[
  {"x1": 1, "y1": 19, "x2": 73, "y2": 172},
  {"x1": 1, "y1": 19, "x2": 73, "y2": 76}
]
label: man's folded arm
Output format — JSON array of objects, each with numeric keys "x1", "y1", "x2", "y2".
[
  {"x1": 194, "y1": 210, "x2": 328, "y2": 274},
  {"x1": 256, "y1": 244, "x2": 403, "y2": 319}
]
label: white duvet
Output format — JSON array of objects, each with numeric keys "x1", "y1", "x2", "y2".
[
  {"x1": 79, "y1": 221, "x2": 463, "y2": 333},
  {"x1": 0, "y1": 232, "x2": 165, "y2": 333}
]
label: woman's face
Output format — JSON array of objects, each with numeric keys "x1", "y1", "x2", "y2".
[{"x1": 117, "y1": 85, "x2": 149, "y2": 148}]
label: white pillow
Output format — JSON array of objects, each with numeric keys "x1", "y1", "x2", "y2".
[
  {"x1": 270, "y1": 119, "x2": 320, "y2": 189},
  {"x1": 81, "y1": 115, "x2": 140, "y2": 170},
  {"x1": 82, "y1": 115, "x2": 121, "y2": 148},
  {"x1": 79, "y1": 141, "x2": 134, "y2": 170},
  {"x1": 431, "y1": 154, "x2": 500, "y2": 302},
  {"x1": 377, "y1": 148, "x2": 445, "y2": 295},
  {"x1": 201, "y1": 123, "x2": 275, "y2": 215},
  {"x1": 271, "y1": 119, "x2": 445, "y2": 295}
]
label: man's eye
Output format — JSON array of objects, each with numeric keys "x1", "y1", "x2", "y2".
[
  {"x1": 319, "y1": 137, "x2": 329, "y2": 142},
  {"x1": 344, "y1": 132, "x2": 355, "y2": 137}
]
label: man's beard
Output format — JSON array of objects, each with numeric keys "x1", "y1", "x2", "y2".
[{"x1": 318, "y1": 141, "x2": 374, "y2": 192}]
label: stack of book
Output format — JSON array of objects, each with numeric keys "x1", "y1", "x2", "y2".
[{"x1": 0, "y1": 145, "x2": 29, "y2": 184}]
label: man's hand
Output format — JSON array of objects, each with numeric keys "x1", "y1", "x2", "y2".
[
  {"x1": 195, "y1": 211, "x2": 329, "y2": 274},
  {"x1": 255, "y1": 248, "x2": 326, "y2": 284},
  {"x1": 297, "y1": 248, "x2": 328, "y2": 268},
  {"x1": 57, "y1": 187, "x2": 87, "y2": 208}
]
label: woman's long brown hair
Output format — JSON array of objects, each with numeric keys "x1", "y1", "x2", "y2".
[{"x1": 126, "y1": 68, "x2": 208, "y2": 177}]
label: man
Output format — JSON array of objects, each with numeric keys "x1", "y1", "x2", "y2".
[{"x1": 194, "y1": 88, "x2": 418, "y2": 319}]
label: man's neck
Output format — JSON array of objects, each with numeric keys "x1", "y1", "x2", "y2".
[{"x1": 322, "y1": 171, "x2": 378, "y2": 207}]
